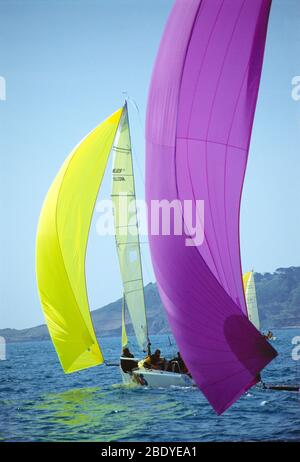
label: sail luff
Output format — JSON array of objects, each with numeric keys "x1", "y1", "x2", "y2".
[
  {"x1": 111, "y1": 103, "x2": 148, "y2": 351},
  {"x1": 126, "y1": 102, "x2": 150, "y2": 347}
]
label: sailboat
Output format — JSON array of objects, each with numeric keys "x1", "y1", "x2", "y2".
[
  {"x1": 242, "y1": 273, "x2": 299, "y2": 392},
  {"x1": 111, "y1": 103, "x2": 194, "y2": 387},
  {"x1": 243, "y1": 271, "x2": 276, "y2": 340},
  {"x1": 145, "y1": 0, "x2": 278, "y2": 414},
  {"x1": 243, "y1": 271, "x2": 260, "y2": 331},
  {"x1": 36, "y1": 101, "x2": 193, "y2": 387}
]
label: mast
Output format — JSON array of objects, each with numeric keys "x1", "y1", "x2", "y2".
[
  {"x1": 111, "y1": 101, "x2": 150, "y2": 352},
  {"x1": 125, "y1": 101, "x2": 151, "y2": 351}
]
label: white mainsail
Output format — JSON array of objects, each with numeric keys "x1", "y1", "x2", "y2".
[
  {"x1": 111, "y1": 103, "x2": 149, "y2": 351},
  {"x1": 243, "y1": 271, "x2": 260, "y2": 331}
]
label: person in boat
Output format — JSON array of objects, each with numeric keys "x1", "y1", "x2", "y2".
[
  {"x1": 122, "y1": 347, "x2": 134, "y2": 358},
  {"x1": 169, "y1": 352, "x2": 188, "y2": 374},
  {"x1": 120, "y1": 347, "x2": 138, "y2": 374},
  {"x1": 143, "y1": 349, "x2": 167, "y2": 370},
  {"x1": 263, "y1": 330, "x2": 274, "y2": 340}
]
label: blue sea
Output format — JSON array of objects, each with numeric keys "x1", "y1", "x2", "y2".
[{"x1": 0, "y1": 329, "x2": 299, "y2": 442}]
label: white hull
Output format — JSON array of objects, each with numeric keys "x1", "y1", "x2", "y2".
[{"x1": 120, "y1": 367, "x2": 195, "y2": 388}]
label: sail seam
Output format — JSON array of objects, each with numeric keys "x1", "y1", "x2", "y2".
[
  {"x1": 199, "y1": 0, "x2": 247, "y2": 299},
  {"x1": 53, "y1": 115, "x2": 122, "y2": 370},
  {"x1": 176, "y1": 136, "x2": 247, "y2": 152},
  {"x1": 175, "y1": 0, "x2": 228, "y2": 290}
]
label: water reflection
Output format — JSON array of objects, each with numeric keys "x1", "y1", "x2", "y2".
[{"x1": 34, "y1": 385, "x2": 192, "y2": 441}]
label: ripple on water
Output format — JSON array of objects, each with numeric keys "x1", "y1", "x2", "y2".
[{"x1": 1, "y1": 331, "x2": 299, "y2": 441}]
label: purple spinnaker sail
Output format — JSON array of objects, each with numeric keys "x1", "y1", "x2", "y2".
[{"x1": 146, "y1": 0, "x2": 277, "y2": 414}]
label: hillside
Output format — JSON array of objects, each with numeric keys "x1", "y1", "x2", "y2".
[
  {"x1": 1, "y1": 267, "x2": 299, "y2": 343},
  {"x1": 255, "y1": 267, "x2": 300, "y2": 328}
]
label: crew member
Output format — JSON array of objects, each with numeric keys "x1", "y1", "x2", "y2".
[{"x1": 122, "y1": 347, "x2": 134, "y2": 358}]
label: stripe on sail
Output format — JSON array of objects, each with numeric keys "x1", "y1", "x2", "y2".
[
  {"x1": 146, "y1": 0, "x2": 277, "y2": 414},
  {"x1": 36, "y1": 109, "x2": 122, "y2": 373},
  {"x1": 111, "y1": 103, "x2": 148, "y2": 351},
  {"x1": 243, "y1": 271, "x2": 260, "y2": 331}
]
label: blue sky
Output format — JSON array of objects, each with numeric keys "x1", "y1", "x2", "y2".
[{"x1": 0, "y1": 0, "x2": 299, "y2": 329}]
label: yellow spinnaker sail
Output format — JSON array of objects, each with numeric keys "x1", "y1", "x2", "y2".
[{"x1": 36, "y1": 108, "x2": 122, "y2": 373}]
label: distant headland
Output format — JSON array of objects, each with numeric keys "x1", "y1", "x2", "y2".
[{"x1": 1, "y1": 266, "x2": 299, "y2": 343}]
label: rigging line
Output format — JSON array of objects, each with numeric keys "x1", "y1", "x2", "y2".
[
  {"x1": 124, "y1": 94, "x2": 146, "y2": 188},
  {"x1": 104, "y1": 361, "x2": 119, "y2": 367},
  {"x1": 123, "y1": 93, "x2": 155, "y2": 286},
  {"x1": 140, "y1": 246, "x2": 154, "y2": 283},
  {"x1": 125, "y1": 100, "x2": 150, "y2": 345}
]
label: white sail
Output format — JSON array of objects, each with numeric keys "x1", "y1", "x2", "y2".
[
  {"x1": 0, "y1": 336, "x2": 6, "y2": 361},
  {"x1": 111, "y1": 103, "x2": 148, "y2": 351},
  {"x1": 243, "y1": 271, "x2": 260, "y2": 331}
]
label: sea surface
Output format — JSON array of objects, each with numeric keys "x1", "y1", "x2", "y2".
[{"x1": 0, "y1": 329, "x2": 299, "y2": 442}]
